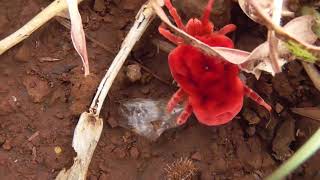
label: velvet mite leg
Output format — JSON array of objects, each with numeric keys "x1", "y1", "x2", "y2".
[
  {"x1": 158, "y1": 25, "x2": 184, "y2": 45},
  {"x1": 218, "y1": 24, "x2": 237, "y2": 35},
  {"x1": 176, "y1": 103, "x2": 193, "y2": 125},
  {"x1": 201, "y1": 0, "x2": 215, "y2": 25},
  {"x1": 244, "y1": 85, "x2": 272, "y2": 111},
  {"x1": 164, "y1": 0, "x2": 185, "y2": 30},
  {"x1": 167, "y1": 88, "x2": 186, "y2": 112}
]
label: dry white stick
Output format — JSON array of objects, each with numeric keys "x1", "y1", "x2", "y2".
[
  {"x1": 268, "y1": 0, "x2": 283, "y2": 73},
  {"x1": 0, "y1": 0, "x2": 83, "y2": 55},
  {"x1": 302, "y1": 62, "x2": 320, "y2": 92},
  {"x1": 89, "y1": 2, "x2": 155, "y2": 115},
  {"x1": 56, "y1": 112, "x2": 103, "y2": 180},
  {"x1": 56, "y1": 2, "x2": 156, "y2": 180}
]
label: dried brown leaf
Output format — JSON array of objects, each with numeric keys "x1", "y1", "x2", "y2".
[{"x1": 291, "y1": 107, "x2": 320, "y2": 121}]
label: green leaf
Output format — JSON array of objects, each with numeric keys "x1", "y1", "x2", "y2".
[{"x1": 285, "y1": 40, "x2": 318, "y2": 63}]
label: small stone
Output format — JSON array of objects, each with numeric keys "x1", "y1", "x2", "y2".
[
  {"x1": 126, "y1": 64, "x2": 142, "y2": 83},
  {"x1": 15, "y1": 43, "x2": 32, "y2": 62},
  {"x1": 130, "y1": 147, "x2": 140, "y2": 159},
  {"x1": 2, "y1": 140, "x2": 12, "y2": 150},
  {"x1": 246, "y1": 126, "x2": 256, "y2": 136},
  {"x1": 54, "y1": 146, "x2": 62, "y2": 155},
  {"x1": 94, "y1": 0, "x2": 106, "y2": 12},
  {"x1": 275, "y1": 103, "x2": 284, "y2": 113},
  {"x1": 107, "y1": 116, "x2": 118, "y2": 128},
  {"x1": 191, "y1": 151, "x2": 202, "y2": 161},
  {"x1": 242, "y1": 109, "x2": 261, "y2": 125}
]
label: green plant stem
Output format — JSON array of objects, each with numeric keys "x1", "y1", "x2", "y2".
[{"x1": 266, "y1": 128, "x2": 320, "y2": 180}]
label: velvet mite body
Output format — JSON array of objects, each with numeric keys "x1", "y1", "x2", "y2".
[{"x1": 159, "y1": 0, "x2": 271, "y2": 126}]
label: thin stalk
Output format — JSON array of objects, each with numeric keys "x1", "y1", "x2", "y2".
[{"x1": 266, "y1": 128, "x2": 320, "y2": 180}]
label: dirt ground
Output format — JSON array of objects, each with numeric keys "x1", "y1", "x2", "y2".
[{"x1": 0, "y1": 0, "x2": 319, "y2": 179}]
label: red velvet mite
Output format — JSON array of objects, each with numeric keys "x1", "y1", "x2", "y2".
[{"x1": 159, "y1": 0, "x2": 271, "y2": 126}]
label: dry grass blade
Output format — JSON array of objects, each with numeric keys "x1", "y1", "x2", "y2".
[
  {"x1": 267, "y1": 0, "x2": 283, "y2": 73},
  {"x1": 291, "y1": 107, "x2": 320, "y2": 121},
  {"x1": 66, "y1": 0, "x2": 90, "y2": 76},
  {"x1": 0, "y1": 0, "x2": 84, "y2": 55},
  {"x1": 247, "y1": 0, "x2": 320, "y2": 59},
  {"x1": 302, "y1": 62, "x2": 320, "y2": 92}
]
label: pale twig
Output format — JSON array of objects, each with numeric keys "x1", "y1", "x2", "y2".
[
  {"x1": 0, "y1": 0, "x2": 84, "y2": 55},
  {"x1": 89, "y1": 2, "x2": 156, "y2": 115},
  {"x1": 27, "y1": 131, "x2": 40, "y2": 141},
  {"x1": 302, "y1": 62, "x2": 320, "y2": 92},
  {"x1": 39, "y1": 57, "x2": 61, "y2": 62},
  {"x1": 268, "y1": 0, "x2": 283, "y2": 73}
]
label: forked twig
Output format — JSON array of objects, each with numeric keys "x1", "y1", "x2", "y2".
[{"x1": 0, "y1": 0, "x2": 84, "y2": 55}]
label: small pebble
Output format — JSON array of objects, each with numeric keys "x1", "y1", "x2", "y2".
[
  {"x1": 191, "y1": 151, "x2": 202, "y2": 161},
  {"x1": 275, "y1": 103, "x2": 284, "y2": 113},
  {"x1": 2, "y1": 140, "x2": 12, "y2": 150},
  {"x1": 54, "y1": 146, "x2": 62, "y2": 154},
  {"x1": 126, "y1": 64, "x2": 142, "y2": 83}
]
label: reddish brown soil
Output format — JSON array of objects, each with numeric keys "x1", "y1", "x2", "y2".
[{"x1": 0, "y1": 0, "x2": 319, "y2": 180}]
